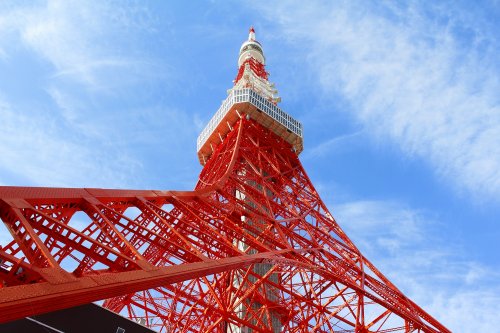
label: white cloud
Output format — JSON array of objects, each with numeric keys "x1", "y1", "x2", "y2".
[
  {"x1": 0, "y1": 1, "x2": 184, "y2": 188},
  {"x1": 1, "y1": 0, "x2": 161, "y2": 90},
  {"x1": 255, "y1": 2, "x2": 500, "y2": 202},
  {"x1": 334, "y1": 200, "x2": 427, "y2": 257},
  {"x1": 0, "y1": 96, "x2": 139, "y2": 188},
  {"x1": 305, "y1": 131, "x2": 362, "y2": 159},
  {"x1": 46, "y1": 87, "x2": 82, "y2": 124},
  {"x1": 426, "y1": 289, "x2": 500, "y2": 331},
  {"x1": 334, "y1": 199, "x2": 500, "y2": 332}
]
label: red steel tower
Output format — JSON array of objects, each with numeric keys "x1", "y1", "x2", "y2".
[{"x1": 0, "y1": 28, "x2": 450, "y2": 333}]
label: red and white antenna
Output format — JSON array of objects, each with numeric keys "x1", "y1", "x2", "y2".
[
  {"x1": 248, "y1": 26, "x2": 256, "y2": 40},
  {"x1": 234, "y1": 27, "x2": 280, "y2": 104}
]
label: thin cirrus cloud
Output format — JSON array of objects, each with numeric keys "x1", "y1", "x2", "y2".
[
  {"x1": 255, "y1": 2, "x2": 500, "y2": 203},
  {"x1": 4, "y1": 0, "x2": 154, "y2": 88},
  {"x1": 0, "y1": 1, "x2": 181, "y2": 188},
  {"x1": 304, "y1": 131, "x2": 363, "y2": 159},
  {"x1": 0, "y1": 1, "x2": 142, "y2": 187},
  {"x1": 0, "y1": 96, "x2": 140, "y2": 188},
  {"x1": 334, "y1": 199, "x2": 500, "y2": 332}
]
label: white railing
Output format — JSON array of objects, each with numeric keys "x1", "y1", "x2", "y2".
[{"x1": 197, "y1": 88, "x2": 303, "y2": 151}]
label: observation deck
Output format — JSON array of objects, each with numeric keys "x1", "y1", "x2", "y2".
[{"x1": 197, "y1": 88, "x2": 303, "y2": 165}]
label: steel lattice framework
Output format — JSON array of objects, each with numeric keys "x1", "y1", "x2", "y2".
[
  {"x1": 0, "y1": 118, "x2": 449, "y2": 332},
  {"x1": 0, "y1": 27, "x2": 449, "y2": 333}
]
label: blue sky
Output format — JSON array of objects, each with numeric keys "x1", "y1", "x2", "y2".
[{"x1": 0, "y1": 1, "x2": 499, "y2": 331}]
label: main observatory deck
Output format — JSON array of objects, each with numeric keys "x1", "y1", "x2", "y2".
[{"x1": 197, "y1": 88, "x2": 303, "y2": 165}]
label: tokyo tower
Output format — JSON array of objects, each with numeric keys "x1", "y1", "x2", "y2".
[{"x1": 0, "y1": 28, "x2": 450, "y2": 333}]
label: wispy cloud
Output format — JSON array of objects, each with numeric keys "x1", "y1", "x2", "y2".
[
  {"x1": 0, "y1": 95, "x2": 140, "y2": 187},
  {"x1": 2, "y1": 0, "x2": 161, "y2": 90},
  {"x1": 0, "y1": 1, "x2": 199, "y2": 189},
  {"x1": 305, "y1": 130, "x2": 363, "y2": 158},
  {"x1": 335, "y1": 200, "x2": 426, "y2": 256},
  {"x1": 0, "y1": 1, "x2": 155, "y2": 188},
  {"x1": 334, "y1": 199, "x2": 500, "y2": 332},
  {"x1": 255, "y1": 2, "x2": 500, "y2": 203}
]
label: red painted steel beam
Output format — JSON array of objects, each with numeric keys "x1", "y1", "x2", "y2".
[{"x1": 0, "y1": 250, "x2": 292, "y2": 324}]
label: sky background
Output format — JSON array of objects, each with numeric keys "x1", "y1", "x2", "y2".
[{"x1": 0, "y1": 1, "x2": 499, "y2": 331}]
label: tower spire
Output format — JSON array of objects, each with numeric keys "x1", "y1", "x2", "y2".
[
  {"x1": 249, "y1": 26, "x2": 256, "y2": 40},
  {"x1": 237, "y1": 27, "x2": 266, "y2": 68},
  {"x1": 234, "y1": 27, "x2": 280, "y2": 104},
  {"x1": 197, "y1": 28, "x2": 302, "y2": 165}
]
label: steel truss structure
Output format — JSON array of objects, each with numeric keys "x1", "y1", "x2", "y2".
[
  {"x1": 0, "y1": 27, "x2": 448, "y2": 333},
  {"x1": 0, "y1": 117, "x2": 449, "y2": 332}
]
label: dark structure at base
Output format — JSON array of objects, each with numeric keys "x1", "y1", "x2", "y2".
[{"x1": 0, "y1": 303, "x2": 153, "y2": 333}]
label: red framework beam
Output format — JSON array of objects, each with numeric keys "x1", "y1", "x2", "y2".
[{"x1": 0, "y1": 249, "x2": 294, "y2": 323}]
